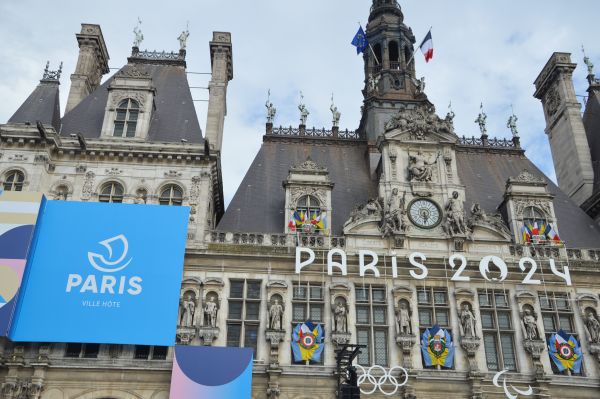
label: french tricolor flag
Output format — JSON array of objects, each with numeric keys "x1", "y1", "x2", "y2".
[{"x1": 419, "y1": 30, "x2": 434, "y2": 63}]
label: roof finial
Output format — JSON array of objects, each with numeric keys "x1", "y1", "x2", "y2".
[
  {"x1": 42, "y1": 61, "x2": 63, "y2": 81},
  {"x1": 475, "y1": 102, "x2": 487, "y2": 137},
  {"x1": 265, "y1": 89, "x2": 276, "y2": 124},
  {"x1": 446, "y1": 101, "x2": 455, "y2": 123},
  {"x1": 298, "y1": 91, "x2": 309, "y2": 126},
  {"x1": 178, "y1": 22, "x2": 190, "y2": 51},
  {"x1": 133, "y1": 17, "x2": 144, "y2": 48},
  {"x1": 582, "y1": 45, "x2": 595, "y2": 77},
  {"x1": 330, "y1": 93, "x2": 341, "y2": 128},
  {"x1": 507, "y1": 105, "x2": 519, "y2": 138}
]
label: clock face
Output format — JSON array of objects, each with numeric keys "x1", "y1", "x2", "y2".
[{"x1": 408, "y1": 199, "x2": 441, "y2": 229}]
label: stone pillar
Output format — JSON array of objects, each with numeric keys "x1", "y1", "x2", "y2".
[
  {"x1": 65, "y1": 24, "x2": 110, "y2": 113},
  {"x1": 205, "y1": 32, "x2": 233, "y2": 153},
  {"x1": 534, "y1": 52, "x2": 594, "y2": 206}
]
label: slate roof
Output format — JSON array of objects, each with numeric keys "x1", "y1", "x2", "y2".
[
  {"x1": 217, "y1": 138, "x2": 377, "y2": 235},
  {"x1": 218, "y1": 136, "x2": 600, "y2": 248},
  {"x1": 60, "y1": 62, "x2": 203, "y2": 143},
  {"x1": 8, "y1": 80, "x2": 61, "y2": 131}
]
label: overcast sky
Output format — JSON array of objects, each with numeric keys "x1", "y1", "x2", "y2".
[{"x1": 1, "y1": 0, "x2": 598, "y2": 206}]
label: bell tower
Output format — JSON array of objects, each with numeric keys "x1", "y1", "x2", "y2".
[{"x1": 359, "y1": 0, "x2": 430, "y2": 144}]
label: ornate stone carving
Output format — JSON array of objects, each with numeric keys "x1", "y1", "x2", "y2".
[
  {"x1": 116, "y1": 65, "x2": 150, "y2": 79},
  {"x1": 381, "y1": 189, "x2": 410, "y2": 237},
  {"x1": 395, "y1": 300, "x2": 412, "y2": 336},
  {"x1": 289, "y1": 187, "x2": 325, "y2": 206},
  {"x1": 384, "y1": 103, "x2": 454, "y2": 138},
  {"x1": 443, "y1": 191, "x2": 468, "y2": 236},
  {"x1": 523, "y1": 339, "x2": 546, "y2": 377},
  {"x1": 177, "y1": 326, "x2": 197, "y2": 345},
  {"x1": 331, "y1": 331, "x2": 352, "y2": 346},
  {"x1": 180, "y1": 293, "x2": 197, "y2": 327},
  {"x1": 584, "y1": 308, "x2": 600, "y2": 344},
  {"x1": 468, "y1": 203, "x2": 511, "y2": 236},
  {"x1": 395, "y1": 334, "x2": 416, "y2": 369},
  {"x1": 408, "y1": 151, "x2": 440, "y2": 182},
  {"x1": 197, "y1": 326, "x2": 219, "y2": 346},
  {"x1": 333, "y1": 297, "x2": 348, "y2": 333},
  {"x1": 545, "y1": 85, "x2": 560, "y2": 117},
  {"x1": 81, "y1": 171, "x2": 95, "y2": 200},
  {"x1": 265, "y1": 330, "x2": 286, "y2": 368},
  {"x1": 292, "y1": 158, "x2": 326, "y2": 172},
  {"x1": 8, "y1": 154, "x2": 27, "y2": 162},
  {"x1": 514, "y1": 199, "x2": 552, "y2": 218},
  {"x1": 75, "y1": 164, "x2": 87, "y2": 173},
  {"x1": 344, "y1": 198, "x2": 382, "y2": 227},
  {"x1": 521, "y1": 306, "x2": 541, "y2": 340},
  {"x1": 460, "y1": 336, "x2": 481, "y2": 371},
  {"x1": 105, "y1": 167, "x2": 122, "y2": 176},
  {"x1": 512, "y1": 169, "x2": 544, "y2": 184},
  {"x1": 164, "y1": 170, "x2": 183, "y2": 178}
]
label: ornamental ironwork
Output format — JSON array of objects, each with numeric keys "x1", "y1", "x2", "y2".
[{"x1": 270, "y1": 126, "x2": 360, "y2": 140}]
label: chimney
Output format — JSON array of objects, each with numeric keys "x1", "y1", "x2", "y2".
[
  {"x1": 65, "y1": 24, "x2": 110, "y2": 114},
  {"x1": 205, "y1": 32, "x2": 233, "y2": 153}
]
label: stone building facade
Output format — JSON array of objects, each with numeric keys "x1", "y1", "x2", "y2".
[{"x1": 2, "y1": 1, "x2": 600, "y2": 398}]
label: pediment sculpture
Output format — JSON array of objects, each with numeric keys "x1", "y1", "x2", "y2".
[{"x1": 384, "y1": 102, "x2": 455, "y2": 140}]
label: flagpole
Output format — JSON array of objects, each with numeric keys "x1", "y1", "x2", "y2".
[
  {"x1": 406, "y1": 26, "x2": 432, "y2": 67},
  {"x1": 368, "y1": 43, "x2": 380, "y2": 65}
]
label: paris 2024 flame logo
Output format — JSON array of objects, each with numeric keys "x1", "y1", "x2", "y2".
[{"x1": 66, "y1": 234, "x2": 142, "y2": 296}]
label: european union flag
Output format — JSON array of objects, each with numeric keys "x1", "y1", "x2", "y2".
[{"x1": 351, "y1": 26, "x2": 368, "y2": 54}]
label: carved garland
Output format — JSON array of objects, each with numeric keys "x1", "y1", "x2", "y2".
[
  {"x1": 514, "y1": 199, "x2": 552, "y2": 219},
  {"x1": 109, "y1": 92, "x2": 147, "y2": 110},
  {"x1": 289, "y1": 187, "x2": 326, "y2": 208}
]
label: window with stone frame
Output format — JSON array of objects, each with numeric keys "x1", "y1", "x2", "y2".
[
  {"x1": 226, "y1": 280, "x2": 261, "y2": 358},
  {"x1": 113, "y1": 99, "x2": 139, "y2": 138},
  {"x1": 355, "y1": 284, "x2": 388, "y2": 366},
  {"x1": 478, "y1": 290, "x2": 517, "y2": 372},
  {"x1": 417, "y1": 287, "x2": 452, "y2": 368},
  {"x1": 159, "y1": 184, "x2": 183, "y2": 206},
  {"x1": 64, "y1": 343, "x2": 100, "y2": 358},
  {"x1": 539, "y1": 291, "x2": 582, "y2": 376},
  {"x1": 2, "y1": 170, "x2": 25, "y2": 191},
  {"x1": 293, "y1": 195, "x2": 325, "y2": 234},
  {"x1": 98, "y1": 181, "x2": 124, "y2": 203},
  {"x1": 134, "y1": 345, "x2": 168, "y2": 360},
  {"x1": 292, "y1": 282, "x2": 324, "y2": 324}
]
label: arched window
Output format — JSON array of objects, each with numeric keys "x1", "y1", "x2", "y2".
[
  {"x1": 373, "y1": 43, "x2": 383, "y2": 67},
  {"x1": 99, "y1": 182, "x2": 124, "y2": 203},
  {"x1": 159, "y1": 185, "x2": 183, "y2": 206},
  {"x1": 297, "y1": 195, "x2": 320, "y2": 216},
  {"x1": 113, "y1": 99, "x2": 139, "y2": 138},
  {"x1": 522, "y1": 206, "x2": 559, "y2": 244},
  {"x1": 3, "y1": 170, "x2": 25, "y2": 191},
  {"x1": 389, "y1": 41, "x2": 399, "y2": 68},
  {"x1": 291, "y1": 195, "x2": 325, "y2": 234}
]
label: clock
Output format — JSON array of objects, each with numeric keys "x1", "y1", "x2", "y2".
[{"x1": 408, "y1": 199, "x2": 442, "y2": 229}]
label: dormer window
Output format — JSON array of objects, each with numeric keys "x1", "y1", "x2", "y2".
[
  {"x1": 99, "y1": 182, "x2": 124, "y2": 203},
  {"x1": 521, "y1": 206, "x2": 561, "y2": 245},
  {"x1": 3, "y1": 170, "x2": 25, "y2": 191},
  {"x1": 113, "y1": 99, "x2": 139, "y2": 138},
  {"x1": 290, "y1": 195, "x2": 325, "y2": 234}
]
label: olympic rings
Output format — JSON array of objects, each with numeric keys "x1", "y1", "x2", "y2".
[{"x1": 355, "y1": 364, "x2": 409, "y2": 396}]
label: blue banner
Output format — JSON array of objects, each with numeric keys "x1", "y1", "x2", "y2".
[{"x1": 9, "y1": 200, "x2": 189, "y2": 345}]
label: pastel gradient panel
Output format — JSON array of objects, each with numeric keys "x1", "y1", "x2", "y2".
[
  {"x1": 170, "y1": 346, "x2": 253, "y2": 398},
  {"x1": 0, "y1": 191, "x2": 43, "y2": 337}
]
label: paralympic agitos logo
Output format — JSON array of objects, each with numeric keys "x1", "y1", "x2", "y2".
[{"x1": 66, "y1": 234, "x2": 142, "y2": 295}]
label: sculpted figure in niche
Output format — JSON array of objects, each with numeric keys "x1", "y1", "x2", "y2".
[
  {"x1": 396, "y1": 301, "x2": 412, "y2": 335},
  {"x1": 180, "y1": 294, "x2": 196, "y2": 327},
  {"x1": 269, "y1": 298, "x2": 284, "y2": 330},
  {"x1": 444, "y1": 191, "x2": 467, "y2": 235},
  {"x1": 334, "y1": 299, "x2": 348, "y2": 333},
  {"x1": 204, "y1": 295, "x2": 218, "y2": 328},
  {"x1": 408, "y1": 151, "x2": 440, "y2": 182},
  {"x1": 460, "y1": 303, "x2": 477, "y2": 338},
  {"x1": 585, "y1": 309, "x2": 600, "y2": 343},
  {"x1": 521, "y1": 308, "x2": 540, "y2": 340}
]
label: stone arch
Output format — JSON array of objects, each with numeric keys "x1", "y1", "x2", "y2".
[{"x1": 70, "y1": 389, "x2": 145, "y2": 399}]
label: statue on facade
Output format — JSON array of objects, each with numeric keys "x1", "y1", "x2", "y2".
[
  {"x1": 444, "y1": 191, "x2": 467, "y2": 235},
  {"x1": 583, "y1": 46, "x2": 595, "y2": 76},
  {"x1": 459, "y1": 303, "x2": 477, "y2": 338},
  {"x1": 475, "y1": 103, "x2": 487, "y2": 136},
  {"x1": 180, "y1": 294, "x2": 196, "y2": 327},
  {"x1": 396, "y1": 301, "x2": 412, "y2": 335},
  {"x1": 507, "y1": 110, "x2": 519, "y2": 138},
  {"x1": 415, "y1": 76, "x2": 426, "y2": 94},
  {"x1": 446, "y1": 101, "x2": 455, "y2": 125},
  {"x1": 133, "y1": 18, "x2": 144, "y2": 48},
  {"x1": 268, "y1": 298, "x2": 284, "y2": 330},
  {"x1": 368, "y1": 73, "x2": 380, "y2": 93},
  {"x1": 204, "y1": 296, "x2": 218, "y2": 328},
  {"x1": 334, "y1": 301, "x2": 348, "y2": 333},
  {"x1": 178, "y1": 29, "x2": 190, "y2": 50},
  {"x1": 521, "y1": 308, "x2": 540, "y2": 340},
  {"x1": 585, "y1": 310, "x2": 600, "y2": 343},
  {"x1": 383, "y1": 188, "x2": 409, "y2": 234},
  {"x1": 408, "y1": 151, "x2": 440, "y2": 182},
  {"x1": 265, "y1": 90, "x2": 276, "y2": 124},
  {"x1": 365, "y1": 198, "x2": 382, "y2": 216},
  {"x1": 470, "y1": 203, "x2": 488, "y2": 223},
  {"x1": 330, "y1": 95, "x2": 341, "y2": 128},
  {"x1": 298, "y1": 92, "x2": 310, "y2": 125}
]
